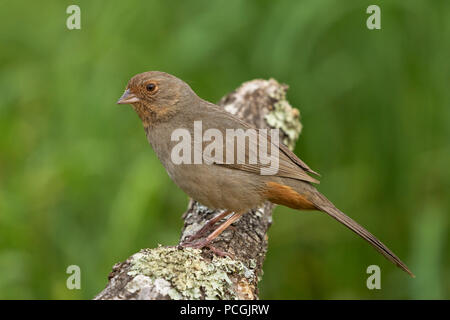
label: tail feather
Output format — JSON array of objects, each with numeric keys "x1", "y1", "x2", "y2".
[
  {"x1": 265, "y1": 180, "x2": 414, "y2": 277},
  {"x1": 316, "y1": 203, "x2": 415, "y2": 277}
]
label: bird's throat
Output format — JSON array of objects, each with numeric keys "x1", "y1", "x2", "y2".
[{"x1": 132, "y1": 102, "x2": 177, "y2": 128}]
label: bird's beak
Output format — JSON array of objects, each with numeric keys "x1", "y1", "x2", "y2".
[{"x1": 117, "y1": 89, "x2": 140, "y2": 104}]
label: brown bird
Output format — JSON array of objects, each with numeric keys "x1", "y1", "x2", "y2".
[{"x1": 117, "y1": 71, "x2": 414, "y2": 277}]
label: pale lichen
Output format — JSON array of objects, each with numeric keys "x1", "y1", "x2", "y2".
[
  {"x1": 124, "y1": 274, "x2": 173, "y2": 299},
  {"x1": 253, "y1": 206, "x2": 265, "y2": 218},
  {"x1": 125, "y1": 274, "x2": 154, "y2": 294},
  {"x1": 127, "y1": 246, "x2": 256, "y2": 300},
  {"x1": 265, "y1": 80, "x2": 302, "y2": 150}
]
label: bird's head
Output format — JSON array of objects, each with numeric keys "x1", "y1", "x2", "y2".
[{"x1": 117, "y1": 71, "x2": 195, "y2": 123}]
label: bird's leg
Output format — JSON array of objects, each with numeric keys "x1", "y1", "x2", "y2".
[
  {"x1": 183, "y1": 210, "x2": 232, "y2": 242},
  {"x1": 181, "y1": 212, "x2": 244, "y2": 253}
]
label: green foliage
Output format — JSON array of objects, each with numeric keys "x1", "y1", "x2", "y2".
[{"x1": 0, "y1": 0, "x2": 448, "y2": 299}]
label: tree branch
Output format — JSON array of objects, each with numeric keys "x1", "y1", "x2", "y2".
[{"x1": 95, "y1": 78, "x2": 303, "y2": 300}]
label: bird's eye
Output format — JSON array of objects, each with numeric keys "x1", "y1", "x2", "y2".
[{"x1": 146, "y1": 83, "x2": 156, "y2": 92}]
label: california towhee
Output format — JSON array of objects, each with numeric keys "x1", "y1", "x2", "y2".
[{"x1": 117, "y1": 71, "x2": 414, "y2": 277}]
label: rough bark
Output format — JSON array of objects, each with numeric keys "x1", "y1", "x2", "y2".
[{"x1": 95, "y1": 78, "x2": 303, "y2": 300}]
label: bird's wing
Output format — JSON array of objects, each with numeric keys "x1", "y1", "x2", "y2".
[
  {"x1": 216, "y1": 139, "x2": 320, "y2": 184},
  {"x1": 278, "y1": 142, "x2": 320, "y2": 176},
  {"x1": 190, "y1": 103, "x2": 320, "y2": 184}
]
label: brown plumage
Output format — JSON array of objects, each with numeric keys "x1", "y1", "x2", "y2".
[{"x1": 117, "y1": 71, "x2": 414, "y2": 277}]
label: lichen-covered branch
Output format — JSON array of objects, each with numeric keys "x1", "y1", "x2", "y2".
[{"x1": 95, "y1": 78, "x2": 303, "y2": 300}]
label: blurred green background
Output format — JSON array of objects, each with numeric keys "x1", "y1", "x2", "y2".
[{"x1": 0, "y1": 0, "x2": 449, "y2": 299}]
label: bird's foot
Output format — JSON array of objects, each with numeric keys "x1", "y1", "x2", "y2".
[
  {"x1": 179, "y1": 237, "x2": 210, "y2": 249},
  {"x1": 183, "y1": 228, "x2": 210, "y2": 243},
  {"x1": 206, "y1": 245, "x2": 233, "y2": 258},
  {"x1": 183, "y1": 215, "x2": 227, "y2": 242},
  {"x1": 179, "y1": 239, "x2": 232, "y2": 258}
]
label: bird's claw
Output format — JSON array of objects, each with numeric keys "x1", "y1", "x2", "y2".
[{"x1": 179, "y1": 239, "x2": 233, "y2": 258}]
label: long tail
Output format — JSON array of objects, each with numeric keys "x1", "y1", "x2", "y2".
[
  {"x1": 315, "y1": 197, "x2": 415, "y2": 277},
  {"x1": 264, "y1": 180, "x2": 414, "y2": 277}
]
